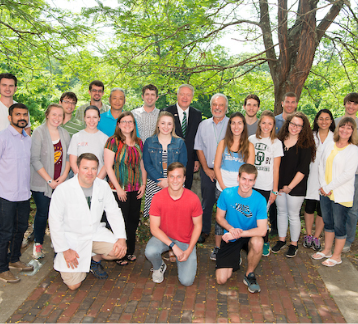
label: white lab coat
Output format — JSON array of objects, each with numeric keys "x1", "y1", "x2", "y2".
[{"x1": 49, "y1": 175, "x2": 126, "y2": 273}]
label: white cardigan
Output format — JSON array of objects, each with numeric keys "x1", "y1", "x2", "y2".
[
  {"x1": 319, "y1": 142, "x2": 358, "y2": 204},
  {"x1": 306, "y1": 131, "x2": 334, "y2": 200},
  {"x1": 49, "y1": 176, "x2": 126, "y2": 273}
]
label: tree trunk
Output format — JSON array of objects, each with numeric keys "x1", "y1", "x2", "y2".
[{"x1": 259, "y1": 0, "x2": 346, "y2": 115}]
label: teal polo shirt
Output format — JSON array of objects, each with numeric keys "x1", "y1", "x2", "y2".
[{"x1": 98, "y1": 110, "x2": 139, "y2": 137}]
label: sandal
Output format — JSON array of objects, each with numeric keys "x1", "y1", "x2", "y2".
[
  {"x1": 116, "y1": 259, "x2": 128, "y2": 266},
  {"x1": 126, "y1": 254, "x2": 137, "y2": 262},
  {"x1": 322, "y1": 258, "x2": 342, "y2": 267},
  {"x1": 169, "y1": 250, "x2": 176, "y2": 263},
  {"x1": 311, "y1": 252, "x2": 332, "y2": 260}
]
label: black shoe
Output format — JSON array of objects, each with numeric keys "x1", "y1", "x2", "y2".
[
  {"x1": 90, "y1": 260, "x2": 108, "y2": 279},
  {"x1": 286, "y1": 244, "x2": 298, "y2": 258},
  {"x1": 243, "y1": 272, "x2": 261, "y2": 293},
  {"x1": 197, "y1": 233, "x2": 209, "y2": 244},
  {"x1": 272, "y1": 240, "x2": 286, "y2": 253},
  {"x1": 28, "y1": 231, "x2": 35, "y2": 242}
]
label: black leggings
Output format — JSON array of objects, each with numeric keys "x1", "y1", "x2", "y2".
[
  {"x1": 255, "y1": 189, "x2": 270, "y2": 243},
  {"x1": 114, "y1": 191, "x2": 142, "y2": 255}
]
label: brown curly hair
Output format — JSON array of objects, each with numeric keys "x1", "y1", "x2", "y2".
[{"x1": 278, "y1": 112, "x2": 316, "y2": 162}]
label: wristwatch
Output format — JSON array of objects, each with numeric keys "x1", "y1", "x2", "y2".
[
  {"x1": 271, "y1": 190, "x2": 278, "y2": 196},
  {"x1": 47, "y1": 179, "x2": 52, "y2": 184},
  {"x1": 169, "y1": 241, "x2": 175, "y2": 248}
]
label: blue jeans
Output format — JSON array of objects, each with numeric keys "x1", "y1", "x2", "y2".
[
  {"x1": 0, "y1": 197, "x2": 30, "y2": 273},
  {"x1": 200, "y1": 168, "x2": 216, "y2": 235},
  {"x1": 32, "y1": 191, "x2": 51, "y2": 245},
  {"x1": 320, "y1": 195, "x2": 349, "y2": 239},
  {"x1": 346, "y1": 174, "x2": 358, "y2": 244},
  {"x1": 145, "y1": 236, "x2": 197, "y2": 286}
]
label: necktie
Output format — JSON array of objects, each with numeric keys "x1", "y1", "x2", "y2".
[{"x1": 182, "y1": 111, "x2": 187, "y2": 137}]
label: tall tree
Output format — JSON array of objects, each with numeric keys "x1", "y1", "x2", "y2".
[{"x1": 85, "y1": 0, "x2": 353, "y2": 113}]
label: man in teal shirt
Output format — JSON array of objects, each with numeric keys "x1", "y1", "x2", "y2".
[{"x1": 98, "y1": 88, "x2": 138, "y2": 137}]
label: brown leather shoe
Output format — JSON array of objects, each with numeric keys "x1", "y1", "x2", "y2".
[
  {"x1": 0, "y1": 271, "x2": 21, "y2": 283},
  {"x1": 9, "y1": 261, "x2": 34, "y2": 272}
]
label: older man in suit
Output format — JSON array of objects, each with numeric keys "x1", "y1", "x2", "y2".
[{"x1": 162, "y1": 84, "x2": 202, "y2": 189}]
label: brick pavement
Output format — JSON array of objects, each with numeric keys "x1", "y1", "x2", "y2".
[{"x1": 8, "y1": 245, "x2": 346, "y2": 323}]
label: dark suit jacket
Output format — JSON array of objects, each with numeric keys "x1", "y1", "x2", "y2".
[{"x1": 162, "y1": 104, "x2": 202, "y2": 189}]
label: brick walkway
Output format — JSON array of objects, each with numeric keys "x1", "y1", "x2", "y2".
[{"x1": 8, "y1": 245, "x2": 346, "y2": 323}]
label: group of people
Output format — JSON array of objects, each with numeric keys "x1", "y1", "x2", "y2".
[{"x1": 1, "y1": 72, "x2": 358, "y2": 294}]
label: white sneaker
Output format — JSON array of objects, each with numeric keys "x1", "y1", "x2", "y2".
[
  {"x1": 152, "y1": 261, "x2": 166, "y2": 283},
  {"x1": 33, "y1": 243, "x2": 44, "y2": 259}
]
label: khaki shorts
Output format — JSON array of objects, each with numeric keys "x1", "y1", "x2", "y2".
[{"x1": 60, "y1": 241, "x2": 114, "y2": 286}]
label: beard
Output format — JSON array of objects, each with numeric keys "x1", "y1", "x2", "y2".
[{"x1": 14, "y1": 120, "x2": 28, "y2": 128}]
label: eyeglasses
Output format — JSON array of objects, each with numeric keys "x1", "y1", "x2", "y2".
[
  {"x1": 62, "y1": 100, "x2": 76, "y2": 106},
  {"x1": 120, "y1": 120, "x2": 134, "y2": 125},
  {"x1": 91, "y1": 89, "x2": 103, "y2": 94},
  {"x1": 289, "y1": 121, "x2": 303, "y2": 129}
]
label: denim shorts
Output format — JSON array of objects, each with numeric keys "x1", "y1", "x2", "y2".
[{"x1": 320, "y1": 195, "x2": 349, "y2": 239}]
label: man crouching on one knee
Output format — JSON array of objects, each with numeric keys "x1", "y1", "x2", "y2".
[
  {"x1": 49, "y1": 153, "x2": 127, "y2": 290},
  {"x1": 215, "y1": 164, "x2": 267, "y2": 293},
  {"x1": 145, "y1": 162, "x2": 202, "y2": 286}
]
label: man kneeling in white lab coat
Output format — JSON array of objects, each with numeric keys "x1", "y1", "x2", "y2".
[{"x1": 49, "y1": 153, "x2": 127, "y2": 290}]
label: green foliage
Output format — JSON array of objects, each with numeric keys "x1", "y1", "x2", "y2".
[{"x1": 1, "y1": 0, "x2": 358, "y2": 126}]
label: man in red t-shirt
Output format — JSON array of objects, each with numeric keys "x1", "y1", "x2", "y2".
[{"x1": 145, "y1": 162, "x2": 202, "y2": 286}]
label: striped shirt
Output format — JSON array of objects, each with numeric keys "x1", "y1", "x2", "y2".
[
  {"x1": 62, "y1": 115, "x2": 85, "y2": 138},
  {"x1": 105, "y1": 136, "x2": 144, "y2": 192},
  {"x1": 132, "y1": 106, "x2": 160, "y2": 143}
]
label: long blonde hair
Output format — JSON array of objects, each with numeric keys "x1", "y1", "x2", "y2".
[{"x1": 154, "y1": 111, "x2": 178, "y2": 137}]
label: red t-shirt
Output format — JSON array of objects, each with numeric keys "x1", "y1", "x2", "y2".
[{"x1": 149, "y1": 188, "x2": 203, "y2": 243}]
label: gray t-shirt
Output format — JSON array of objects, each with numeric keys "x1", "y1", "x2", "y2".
[
  {"x1": 247, "y1": 120, "x2": 258, "y2": 137},
  {"x1": 81, "y1": 185, "x2": 93, "y2": 208},
  {"x1": 68, "y1": 129, "x2": 109, "y2": 174}
]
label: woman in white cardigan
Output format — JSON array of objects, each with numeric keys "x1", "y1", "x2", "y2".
[
  {"x1": 312, "y1": 117, "x2": 358, "y2": 266},
  {"x1": 303, "y1": 109, "x2": 335, "y2": 251},
  {"x1": 31, "y1": 104, "x2": 71, "y2": 259}
]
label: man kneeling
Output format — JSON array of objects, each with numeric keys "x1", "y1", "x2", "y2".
[
  {"x1": 216, "y1": 164, "x2": 267, "y2": 293},
  {"x1": 49, "y1": 153, "x2": 127, "y2": 290},
  {"x1": 145, "y1": 162, "x2": 202, "y2": 286}
]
